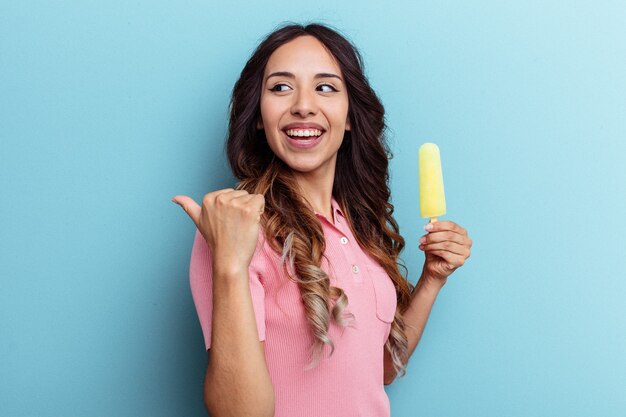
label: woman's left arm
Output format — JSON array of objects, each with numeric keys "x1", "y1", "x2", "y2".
[{"x1": 384, "y1": 220, "x2": 472, "y2": 385}]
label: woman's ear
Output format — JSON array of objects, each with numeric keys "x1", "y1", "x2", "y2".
[
  {"x1": 345, "y1": 118, "x2": 351, "y2": 131},
  {"x1": 257, "y1": 118, "x2": 264, "y2": 130}
]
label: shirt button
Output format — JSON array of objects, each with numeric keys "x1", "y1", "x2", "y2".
[
  {"x1": 352, "y1": 265, "x2": 359, "y2": 274},
  {"x1": 340, "y1": 237, "x2": 348, "y2": 245}
]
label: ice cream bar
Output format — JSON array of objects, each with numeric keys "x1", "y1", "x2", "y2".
[{"x1": 419, "y1": 143, "x2": 446, "y2": 222}]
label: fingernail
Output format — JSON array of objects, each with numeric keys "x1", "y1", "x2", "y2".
[
  {"x1": 171, "y1": 198, "x2": 178, "y2": 205},
  {"x1": 424, "y1": 223, "x2": 434, "y2": 231}
]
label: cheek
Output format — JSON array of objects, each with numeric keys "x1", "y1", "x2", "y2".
[
  {"x1": 260, "y1": 96, "x2": 282, "y2": 120},
  {"x1": 259, "y1": 99, "x2": 270, "y2": 121},
  {"x1": 327, "y1": 99, "x2": 350, "y2": 123},
  {"x1": 262, "y1": 125, "x2": 283, "y2": 154}
]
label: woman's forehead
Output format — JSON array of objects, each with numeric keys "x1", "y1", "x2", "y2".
[{"x1": 264, "y1": 36, "x2": 342, "y2": 77}]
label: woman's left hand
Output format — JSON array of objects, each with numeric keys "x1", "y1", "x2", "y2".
[{"x1": 418, "y1": 220, "x2": 472, "y2": 285}]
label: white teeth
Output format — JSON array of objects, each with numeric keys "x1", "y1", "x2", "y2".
[{"x1": 285, "y1": 129, "x2": 323, "y2": 137}]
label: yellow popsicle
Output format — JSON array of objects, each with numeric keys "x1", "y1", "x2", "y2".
[{"x1": 419, "y1": 143, "x2": 446, "y2": 221}]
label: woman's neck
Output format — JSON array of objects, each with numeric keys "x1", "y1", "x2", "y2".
[{"x1": 292, "y1": 167, "x2": 335, "y2": 222}]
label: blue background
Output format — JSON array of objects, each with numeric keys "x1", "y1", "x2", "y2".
[{"x1": 2, "y1": 1, "x2": 625, "y2": 416}]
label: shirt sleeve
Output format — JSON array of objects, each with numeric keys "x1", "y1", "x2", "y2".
[{"x1": 189, "y1": 229, "x2": 266, "y2": 351}]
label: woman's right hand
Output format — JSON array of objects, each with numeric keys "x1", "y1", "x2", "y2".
[{"x1": 172, "y1": 189, "x2": 265, "y2": 276}]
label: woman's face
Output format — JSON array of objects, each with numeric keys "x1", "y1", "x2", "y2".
[{"x1": 258, "y1": 35, "x2": 350, "y2": 178}]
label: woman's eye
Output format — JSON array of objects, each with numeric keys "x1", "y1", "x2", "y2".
[
  {"x1": 270, "y1": 84, "x2": 290, "y2": 92},
  {"x1": 318, "y1": 84, "x2": 337, "y2": 93}
]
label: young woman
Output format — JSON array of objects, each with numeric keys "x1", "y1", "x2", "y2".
[{"x1": 172, "y1": 22, "x2": 472, "y2": 417}]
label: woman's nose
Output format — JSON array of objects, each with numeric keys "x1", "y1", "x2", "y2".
[{"x1": 290, "y1": 89, "x2": 317, "y2": 117}]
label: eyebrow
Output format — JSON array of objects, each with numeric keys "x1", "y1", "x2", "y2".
[{"x1": 265, "y1": 71, "x2": 343, "y2": 82}]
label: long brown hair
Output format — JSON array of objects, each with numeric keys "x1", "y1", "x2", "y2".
[{"x1": 226, "y1": 22, "x2": 413, "y2": 376}]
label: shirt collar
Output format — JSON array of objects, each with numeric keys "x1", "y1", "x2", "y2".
[
  {"x1": 331, "y1": 196, "x2": 344, "y2": 218},
  {"x1": 314, "y1": 196, "x2": 345, "y2": 220}
]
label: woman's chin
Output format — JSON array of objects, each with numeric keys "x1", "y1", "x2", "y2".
[{"x1": 274, "y1": 154, "x2": 322, "y2": 173}]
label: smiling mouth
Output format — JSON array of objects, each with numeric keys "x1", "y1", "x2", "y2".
[{"x1": 283, "y1": 129, "x2": 325, "y2": 139}]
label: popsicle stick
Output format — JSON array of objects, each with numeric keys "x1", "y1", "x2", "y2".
[{"x1": 429, "y1": 217, "x2": 438, "y2": 224}]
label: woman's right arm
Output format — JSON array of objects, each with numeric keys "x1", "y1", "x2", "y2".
[{"x1": 172, "y1": 189, "x2": 274, "y2": 417}]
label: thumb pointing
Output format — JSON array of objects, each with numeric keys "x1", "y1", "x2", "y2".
[{"x1": 171, "y1": 195, "x2": 201, "y2": 227}]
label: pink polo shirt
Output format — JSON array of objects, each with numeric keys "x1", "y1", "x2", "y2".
[{"x1": 189, "y1": 197, "x2": 398, "y2": 417}]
